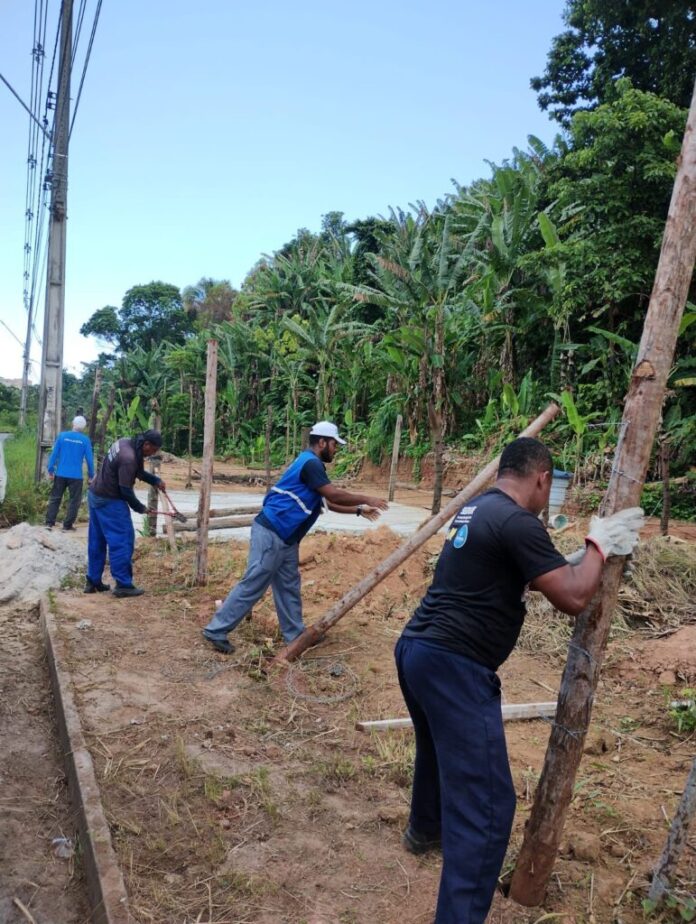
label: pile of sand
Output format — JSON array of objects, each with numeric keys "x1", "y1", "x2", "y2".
[{"x1": 0, "y1": 523, "x2": 85, "y2": 605}]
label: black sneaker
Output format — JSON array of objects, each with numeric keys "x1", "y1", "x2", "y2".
[
  {"x1": 402, "y1": 825, "x2": 441, "y2": 855},
  {"x1": 112, "y1": 585, "x2": 145, "y2": 598},
  {"x1": 84, "y1": 579, "x2": 111, "y2": 594},
  {"x1": 202, "y1": 631, "x2": 235, "y2": 655},
  {"x1": 62, "y1": 525, "x2": 77, "y2": 532}
]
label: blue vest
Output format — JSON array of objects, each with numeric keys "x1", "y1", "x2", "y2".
[{"x1": 261, "y1": 450, "x2": 323, "y2": 541}]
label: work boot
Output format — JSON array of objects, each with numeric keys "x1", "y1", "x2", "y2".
[
  {"x1": 112, "y1": 584, "x2": 145, "y2": 598},
  {"x1": 62, "y1": 524, "x2": 77, "y2": 532},
  {"x1": 402, "y1": 825, "x2": 441, "y2": 855},
  {"x1": 202, "y1": 630, "x2": 235, "y2": 655},
  {"x1": 84, "y1": 578, "x2": 111, "y2": 594}
]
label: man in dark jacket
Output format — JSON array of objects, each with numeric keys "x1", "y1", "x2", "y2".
[
  {"x1": 86, "y1": 430, "x2": 165, "y2": 597},
  {"x1": 202, "y1": 421, "x2": 388, "y2": 653}
]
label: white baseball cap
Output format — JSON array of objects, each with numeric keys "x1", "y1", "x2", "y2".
[
  {"x1": 72, "y1": 415, "x2": 87, "y2": 430},
  {"x1": 310, "y1": 421, "x2": 346, "y2": 444}
]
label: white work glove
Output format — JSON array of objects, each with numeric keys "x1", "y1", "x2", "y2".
[
  {"x1": 565, "y1": 548, "x2": 586, "y2": 566},
  {"x1": 585, "y1": 507, "x2": 644, "y2": 562}
]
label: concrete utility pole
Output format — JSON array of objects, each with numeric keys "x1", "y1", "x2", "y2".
[{"x1": 35, "y1": 0, "x2": 73, "y2": 480}]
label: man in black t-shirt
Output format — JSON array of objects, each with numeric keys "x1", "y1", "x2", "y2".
[
  {"x1": 395, "y1": 437, "x2": 644, "y2": 924},
  {"x1": 203, "y1": 421, "x2": 388, "y2": 654}
]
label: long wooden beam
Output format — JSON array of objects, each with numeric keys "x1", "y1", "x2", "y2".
[
  {"x1": 275, "y1": 403, "x2": 560, "y2": 663},
  {"x1": 510, "y1": 80, "x2": 696, "y2": 906},
  {"x1": 356, "y1": 702, "x2": 557, "y2": 732}
]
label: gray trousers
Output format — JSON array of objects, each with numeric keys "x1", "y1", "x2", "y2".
[
  {"x1": 203, "y1": 521, "x2": 304, "y2": 644},
  {"x1": 45, "y1": 476, "x2": 83, "y2": 528}
]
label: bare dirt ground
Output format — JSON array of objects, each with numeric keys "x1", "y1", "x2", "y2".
[
  {"x1": 0, "y1": 603, "x2": 89, "y2": 923},
  {"x1": 39, "y1": 524, "x2": 696, "y2": 924}
]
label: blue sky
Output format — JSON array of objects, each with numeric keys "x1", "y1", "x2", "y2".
[{"x1": 0, "y1": 0, "x2": 567, "y2": 380}]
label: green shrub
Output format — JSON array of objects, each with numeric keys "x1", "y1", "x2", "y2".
[
  {"x1": 641, "y1": 473, "x2": 696, "y2": 522},
  {"x1": 0, "y1": 429, "x2": 49, "y2": 527}
]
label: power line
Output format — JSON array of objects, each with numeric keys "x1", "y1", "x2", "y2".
[
  {"x1": 70, "y1": 0, "x2": 103, "y2": 137},
  {"x1": 0, "y1": 72, "x2": 50, "y2": 140}
]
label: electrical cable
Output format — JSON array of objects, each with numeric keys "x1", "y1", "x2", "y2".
[{"x1": 70, "y1": 0, "x2": 103, "y2": 138}]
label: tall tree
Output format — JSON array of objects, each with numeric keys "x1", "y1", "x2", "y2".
[{"x1": 532, "y1": 0, "x2": 696, "y2": 126}]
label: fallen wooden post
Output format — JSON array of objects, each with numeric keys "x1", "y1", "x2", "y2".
[
  {"x1": 356, "y1": 702, "x2": 557, "y2": 732},
  {"x1": 275, "y1": 402, "x2": 560, "y2": 663},
  {"x1": 648, "y1": 756, "x2": 696, "y2": 905},
  {"x1": 195, "y1": 339, "x2": 218, "y2": 585},
  {"x1": 175, "y1": 514, "x2": 256, "y2": 532},
  {"x1": 208, "y1": 504, "x2": 262, "y2": 518},
  {"x1": 510, "y1": 80, "x2": 696, "y2": 906}
]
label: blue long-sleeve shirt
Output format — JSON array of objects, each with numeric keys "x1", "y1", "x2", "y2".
[{"x1": 47, "y1": 430, "x2": 94, "y2": 479}]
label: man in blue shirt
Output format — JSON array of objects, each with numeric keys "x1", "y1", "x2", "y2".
[
  {"x1": 45, "y1": 416, "x2": 95, "y2": 531},
  {"x1": 202, "y1": 421, "x2": 389, "y2": 654}
]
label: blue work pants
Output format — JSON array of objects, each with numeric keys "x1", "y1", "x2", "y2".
[
  {"x1": 395, "y1": 636, "x2": 516, "y2": 924},
  {"x1": 87, "y1": 493, "x2": 135, "y2": 588},
  {"x1": 204, "y1": 520, "x2": 304, "y2": 644}
]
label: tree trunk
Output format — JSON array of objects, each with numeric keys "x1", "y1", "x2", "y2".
[
  {"x1": 510, "y1": 81, "x2": 696, "y2": 907},
  {"x1": 431, "y1": 305, "x2": 445, "y2": 515},
  {"x1": 195, "y1": 340, "x2": 218, "y2": 585}
]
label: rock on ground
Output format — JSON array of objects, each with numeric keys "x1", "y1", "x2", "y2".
[{"x1": 0, "y1": 523, "x2": 85, "y2": 604}]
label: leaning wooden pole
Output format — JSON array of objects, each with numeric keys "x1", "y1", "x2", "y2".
[
  {"x1": 276, "y1": 403, "x2": 560, "y2": 662},
  {"x1": 648, "y1": 757, "x2": 696, "y2": 905},
  {"x1": 195, "y1": 340, "x2": 218, "y2": 585},
  {"x1": 388, "y1": 414, "x2": 403, "y2": 502},
  {"x1": 510, "y1": 82, "x2": 696, "y2": 907}
]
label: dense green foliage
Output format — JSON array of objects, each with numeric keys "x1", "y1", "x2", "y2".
[
  {"x1": 67, "y1": 30, "x2": 696, "y2": 501},
  {"x1": 0, "y1": 429, "x2": 49, "y2": 526},
  {"x1": 532, "y1": 0, "x2": 696, "y2": 126}
]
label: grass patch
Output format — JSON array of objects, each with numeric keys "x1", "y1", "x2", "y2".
[{"x1": 0, "y1": 428, "x2": 49, "y2": 527}]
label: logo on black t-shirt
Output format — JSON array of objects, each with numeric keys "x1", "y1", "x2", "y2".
[{"x1": 447, "y1": 504, "x2": 477, "y2": 548}]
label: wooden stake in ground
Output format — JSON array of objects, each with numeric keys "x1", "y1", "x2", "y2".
[
  {"x1": 276, "y1": 403, "x2": 560, "y2": 662},
  {"x1": 195, "y1": 340, "x2": 218, "y2": 585},
  {"x1": 160, "y1": 491, "x2": 178, "y2": 552},
  {"x1": 388, "y1": 414, "x2": 403, "y2": 502},
  {"x1": 265, "y1": 405, "x2": 273, "y2": 491},
  {"x1": 660, "y1": 435, "x2": 671, "y2": 536},
  {"x1": 88, "y1": 367, "x2": 101, "y2": 442},
  {"x1": 186, "y1": 383, "x2": 194, "y2": 489},
  {"x1": 146, "y1": 410, "x2": 161, "y2": 537},
  {"x1": 510, "y1": 81, "x2": 696, "y2": 907},
  {"x1": 648, "y1": 756, "x2": 696, "y2": 905}
]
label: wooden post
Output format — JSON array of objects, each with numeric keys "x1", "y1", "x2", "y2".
[
  {"x1": 356, "y1": 702, "x2": 557, "y2": 732},
  {"x1": 88, "y1": 367, "x2": 102, "y2": 442},
  {"x1": 95, "y1": 384, "x2": 115, "y2": 464},
  {"x1": 388, "y1": 414, "x2": 403, "y2": 502},
  {"x1": 510, "y1": 81, "x2": 696, "y2": 907},
  {"x1": 146, "y1": 411, "x2": 161, "y2": 537},
  {"x1": 160, "y1": 491, "x2": 177, "y2": 552},
  {"x1": 660, "y1": 436, "x2": 671, "y2": 536},
  {"x1": 276, "y1": 403, "x2": 560, "y2": 662},
  {"x1": 195, "y1": 340, "x2": 218, "y2": 585},
  {"x1": 265, "y1": 405, "x2": 273, "y2": 491},
  {"x1": 186, "y1": 384, "x2": 194, "y2": 489},
  {"x1": 648, "y1": 757, "x2": 696, "y2": 904}
]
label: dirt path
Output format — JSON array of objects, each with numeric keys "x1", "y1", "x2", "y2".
[{"x1": 0, "y1": 603, "x2": 89, "y2": 924}]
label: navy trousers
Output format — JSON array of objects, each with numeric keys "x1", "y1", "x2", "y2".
[
  {"x1": 45, "y1": 475, "x2": 83, "y2": 527},
  {"x1": 395, "y1": 636, "x2": 516, "y2": 924},
  {"x1": 87, "y1": 493, "x2": 135, "y2": 588}
]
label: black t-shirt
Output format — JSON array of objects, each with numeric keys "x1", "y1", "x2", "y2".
[
  {"x1": 401, "y1": 488, "x2": 567, "y2": 670},
  {"x1": 90, "y1": 438, "x2": 142, "y2": 499},
  {"x1": 256, "y1": 455, "x2": 330, "y2": 545}
]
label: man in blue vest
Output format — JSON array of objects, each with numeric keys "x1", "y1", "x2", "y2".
[
  {"x1": 45, "y1": 415, "x2": 95, "y2": 531},
  {"x1": 202, "y1": 421, "x2": 389, "y2": 653}
]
